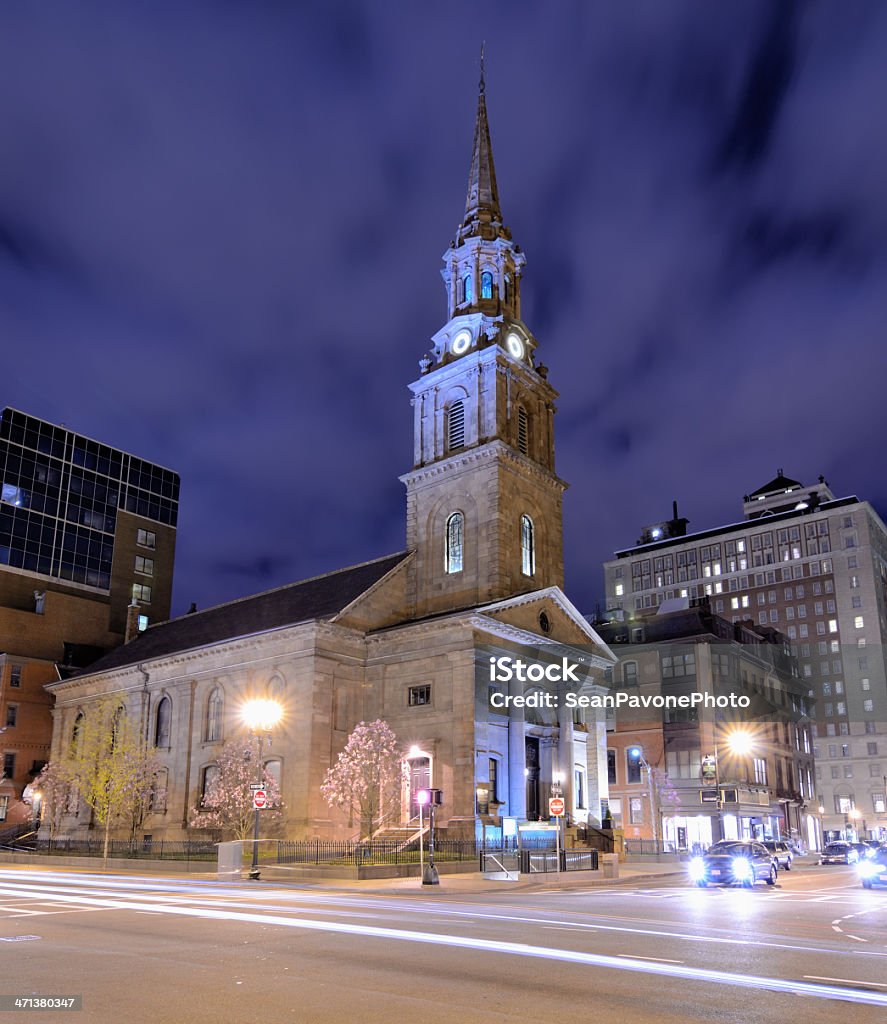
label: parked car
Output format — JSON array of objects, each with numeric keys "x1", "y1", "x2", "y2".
[
  {"x1": 763, "y1": 840, "x2": 793, "y2": 870},
  {"x1": 821, "y1": 842, "x2": 859, "y2": 865},
  {"x1": 858, "y1": 848, "x2": 887, "y2": 889},
  {"x1": 689, "y1": 841, "x2": 777, "y2": 888}
]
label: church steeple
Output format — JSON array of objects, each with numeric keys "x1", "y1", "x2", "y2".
[
  {"x1": 460, "y1": 49, "x2": 505, "y2": 244},
  {"x1": 400, "y1": 57, "x2": 566, "y2": 618}
]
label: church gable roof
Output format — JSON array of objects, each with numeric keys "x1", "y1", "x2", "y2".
[
  {"x1": 477, "y1": 588, "x2": 617, "y2": 664},
  {"x1": 68, "y1": 552, "x2": 410, "y2": 679}
]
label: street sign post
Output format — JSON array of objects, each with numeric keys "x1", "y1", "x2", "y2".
[{"x1": 549, "y1": 797, "x2": 566, "y2": 872}]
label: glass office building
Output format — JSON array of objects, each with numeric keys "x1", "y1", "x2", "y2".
[{"x1": 0, "y1": 408, "x2": 178, "y2": 592}]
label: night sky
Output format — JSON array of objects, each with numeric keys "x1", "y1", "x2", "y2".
[{"x1": 2, "y1": 2, "x2": 886, "y2": 620}]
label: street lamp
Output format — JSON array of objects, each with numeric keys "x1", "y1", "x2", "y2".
[{"x1": 242, "y1": 698, "x2": 283, "y2": 880}]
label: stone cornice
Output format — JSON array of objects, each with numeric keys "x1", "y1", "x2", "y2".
[
  {"x1": 400, "y1": 438, "x2": 566, "y2": 491},
  {"x1": 45, "y1": 618, "x2": 339, "y2": 695}
]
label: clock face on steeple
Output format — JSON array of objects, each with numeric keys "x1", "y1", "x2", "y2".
[
  {"x1": 505, "y1": 331, "x2": 525, "y2": 361},
  {"x1": 451, "y1": 329, "x2": 472, "y2": 356}
]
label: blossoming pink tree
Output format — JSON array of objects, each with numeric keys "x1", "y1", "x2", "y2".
[
  {"x1": 320, "y1": 720, "x2": 407, "y2": 839},
  {"x1": 189, "y1": 740, "x2": 282, "y2": 841}
]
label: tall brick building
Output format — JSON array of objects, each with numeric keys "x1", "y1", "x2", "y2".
[
  {"x1": 603, "y1": 472, "x2": 887, "y2": 843},
  {"x1": 46, "y1": 72, "x2": 616, "y2": 843},
  {"x1": 0, "y1": 409, "x2": 178, "y2": 824}
]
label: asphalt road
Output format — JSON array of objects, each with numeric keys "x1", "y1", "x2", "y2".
[{"x1": 0, "y1": 861, "x2": 885, "y2": 1024}]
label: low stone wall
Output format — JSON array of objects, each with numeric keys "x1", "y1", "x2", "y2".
[
  {"x1": 0, "y1": 851, "x2": 214, "y2": 874},
  {"x1": 258, "y1": 861, "x2": 473, "y2": 882}
]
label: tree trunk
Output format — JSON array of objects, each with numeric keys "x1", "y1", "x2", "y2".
[{"x1": 103, "y1": 815, "x2": 111, "y2": 869}]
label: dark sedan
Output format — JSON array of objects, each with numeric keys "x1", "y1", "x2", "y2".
[
  {"x1": 859, "y1": 849, "x2": 887, "y2": 889},
  {"x1": 821, "y1": 842, "x2": 859, "y2": 864},
  {"x1": 689, "y1": 841, "x2": 777, "y2": 887}
]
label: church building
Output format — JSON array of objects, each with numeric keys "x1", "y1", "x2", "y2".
[{"x1": 45, "y1": 71, "x2": 616, "y2": 841}]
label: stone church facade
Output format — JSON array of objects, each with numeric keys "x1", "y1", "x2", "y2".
[{"x1": 45, "y1": 72, "x2": 616, "y2": 841}]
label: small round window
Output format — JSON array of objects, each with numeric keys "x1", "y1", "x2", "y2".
[{"x1": 539, "y1": 611, "x2": 550, "y2": 633}]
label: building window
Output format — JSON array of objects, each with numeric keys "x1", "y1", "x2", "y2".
[
  {"x1": 446, "y1": 400, "x2": 465, "y2": 451},
  {"x1": 5, "y1": 706, "x2": 16, "y2": 728},
  {"x1": 629, "y1": 797, "x2": 644, "y2": 824},
  {"x1": 626, "y1": 748, "x2": 643, "y2": 784},
  {"x1": 520, "y1": 514, "x2": 535, "y2": 577},
  {"x1": 445, "y1": 512, "x2": 464, "y2": 574},
  {"x1": 409, "y1": 685, "x2": 431, "y2": 707},
  {"x1": 138, "y1": 614, "x2": 149, "y2": 632},
  {"x1": 854, "y1": 616, "x2": 864, "y2": 629},
  {"x1": 132, "y1": 583, "x2": 152, "y2": 603},
  {"x1": 0, "y1": 796, "x2": 7, "y2": 821},
  {"x1": 517, "y1": 406, "x2": 529, "y2": 456},
  {"x1": 199, "y1": 765, "x2": 219, "y2": 806},
  {"x1": 481, "y1": 271, "x2": 493, "y2": 299},
  {"x1": 137, "y1": 529, "x2": 156, "y2": 549},
  {"x1": 489, "y1": 758, "x2": 498, "y2": 802},
  {"x1": 135, "y1": 556, "x2": 154, "y2": 576},
  {"x1": 623, "y1": 661, "x2": 638, "y2": 686},
  {"x1": 9, "y1": 665, "x2": 21, "y2": 688},
  {"x1": 462, "y1": 273, "x2": 472, "y2": 304},
  {"x1": 154, "y1": 696, "x2": 171, "y2": 747},
  {"x1": 575, "y1": 769, "x2": 585, "y2": 809},
  {"x1": 2, "y1": 753, "x2": 15, "y2": 780},
  {"x1": 607, "y1": 750, "x2": 617, "y2": 786},
  {"x1": 753, "y1": 758, "x2": 767, "y2": 785},
  {"x1": 151, "y1": 768, "x2": 168, "y2": 813},
  {"x1": 205, "y1": 688, "x2": 223, "y2": 743}
]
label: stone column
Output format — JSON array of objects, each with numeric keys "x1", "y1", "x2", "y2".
[
  {"x1": 558, "y1": 693, "x2": 575, "y2": 814},
  {"x1": 507, "y1": 680, "x2": 527, "y2": 820}
]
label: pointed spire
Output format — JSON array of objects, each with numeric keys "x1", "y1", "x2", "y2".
[{"x1": 461, "y1": 43, "x2": 503, "y2": 238}]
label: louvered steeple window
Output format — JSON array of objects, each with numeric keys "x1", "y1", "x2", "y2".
[
  {"x1": 517, "y1": 406, "x2": 529, "y2": 456},
  {"x1": 447, "y1": 400, "x2": 465, "y2": 451}
]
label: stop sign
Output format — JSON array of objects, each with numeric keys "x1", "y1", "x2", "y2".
[
  {"x1": 549, "y1": 797, "x2": 565, "y2": 817},
  {"x1": 253, "y1": 789, "x2": 267, "y2": 809}
]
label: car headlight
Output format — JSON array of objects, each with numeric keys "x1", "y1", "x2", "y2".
[
  {"x1": 689, "y1": 857, "x2": 706, "y2": 880},
  {"x1": 858, "y1": 860, "x2": 878, "y2": 878},
  {"x1": 732, "y1": 857, "x2": 752, "y2": 879},
  {"x1": 864, "y1": 847, "x2": 877, "y2": 859}
]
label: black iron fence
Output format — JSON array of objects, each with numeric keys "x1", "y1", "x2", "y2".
[
  {"x1": 480, "y1": 849, "x2": 599, "y2": 873},
  {"x1": 0, "y1": 836, "x2": 218, "y2": 861},
  {"x1": 624, "y1": 839, "x2": 677, "y2": 856},
  {"x1": 275, "y1": 836, "x2": 561, "y2": 866}
]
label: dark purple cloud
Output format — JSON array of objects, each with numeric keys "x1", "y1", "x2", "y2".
[{"x1": 1, "y1": 2, "x2": 885, "y2": 617}]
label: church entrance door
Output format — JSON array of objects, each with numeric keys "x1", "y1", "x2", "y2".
[
  {"x1": 408, "y1": 757, "x2": 431, "y2": 821},
  {"x1": 525, "y1": 738, "x2": 540, "y2": 820}
]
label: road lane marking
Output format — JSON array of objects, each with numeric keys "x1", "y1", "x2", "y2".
[
  {"x1": 805, "y1": 976, "x2": 887, "y2": 989},
  {"x1": 0, "y1": 884, "x2": 887, "y2": 1009},
  {"x1": 617, "y1": 954, "x2": 684, "y2": 964}
]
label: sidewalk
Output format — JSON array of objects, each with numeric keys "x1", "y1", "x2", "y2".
[
  {"x1": 0, "y1": 856, "x2": 685, "y2": 895},
  {"x1": 259, "y1": 858, "x2": 686, "y2": 895}
]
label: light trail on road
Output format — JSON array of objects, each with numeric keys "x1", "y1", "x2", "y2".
[{"x1": 0, "y1": 880, "x2": 886, "y2": 1009}]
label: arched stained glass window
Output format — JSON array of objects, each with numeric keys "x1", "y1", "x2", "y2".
[
  {"x1": 447, "y1": 400, "x2": 465, "y2": 451},
  {"x1": 462, "y1": 274, "x2": 473, "y2": 304},
  {"x1": 520, "y1": 514, "x2": 535, "y2": 577},
  {"x1": 481, "y1": 271, "x2": 493, "y2": 299},
  {"x1": 155, "y1": 696, "x2": 171, "y2": 747},
  {"x1": 446, "y1": 512, "x2": 464, "y2": 574},
  {"x1": 205, "y1": 688, "x2": 223, "y2": 742}
]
